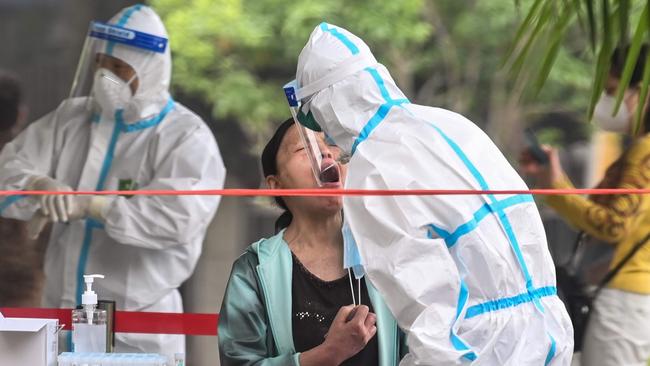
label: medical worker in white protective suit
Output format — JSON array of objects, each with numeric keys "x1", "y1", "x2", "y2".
[
  {"x1": 285, "y1": 23, "x2": 573, "y2": 365},
  {"x1": 0, "y1": 5, "x2": 225, "y2": 359}
]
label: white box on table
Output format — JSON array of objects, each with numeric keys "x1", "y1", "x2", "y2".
[{"x1": 0, "y1": 316, "x2": 59, "y2": 366}]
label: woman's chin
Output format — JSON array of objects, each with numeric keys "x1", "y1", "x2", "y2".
[{"x1": 312, "y1": 196, "x2": 344, "y2": 215}]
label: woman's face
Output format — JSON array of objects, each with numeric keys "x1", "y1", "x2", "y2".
[
  {"x1": 593, "y1": 73, "x2": 647, "y2": 134},
  {"x1": 604, "y1": 74, "x2": 640, "y2": 114},
  {"x1": 267, "y1": 125, "x2": 347, "y2": 215}
]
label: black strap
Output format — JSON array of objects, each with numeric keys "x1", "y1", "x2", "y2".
[{"x1": 595, "y1": 231, "x2": 650, "y2": 293}]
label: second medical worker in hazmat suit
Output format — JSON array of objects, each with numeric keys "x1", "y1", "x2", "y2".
[
  {"x1": 0, "y1": 5, "x2": 225, "y2": 359},
  {"x1": 284, "y1": 23, "x2": 573, "y2": 365}
]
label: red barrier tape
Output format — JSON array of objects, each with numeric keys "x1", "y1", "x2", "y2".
[
  {"x1": 4, "y1": 188, "x2": 650, "y2": 196},
  {"x1": 0, "y1": 308, "x2": 219, "y2": 336}
]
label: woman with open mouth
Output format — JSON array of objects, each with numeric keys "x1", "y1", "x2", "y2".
[{"x1": 218, "y1": 118, "x2": 406, "y2": 366}]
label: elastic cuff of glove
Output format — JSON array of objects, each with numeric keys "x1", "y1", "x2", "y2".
[{"x1": 88, "y1": 196, "x2": 112, "y2": 223}]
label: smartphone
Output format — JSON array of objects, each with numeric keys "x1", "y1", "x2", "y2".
[{"x1": 524, "y1": 128, "x2": 549, "y2": 165}]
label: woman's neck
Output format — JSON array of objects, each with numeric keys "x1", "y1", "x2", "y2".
[
  {"x1": 284, "y1": 210, "x2": 343, "y2": 251},
  {"x1": 284, "y1": 210, "x2": 347, "y2": 281}
]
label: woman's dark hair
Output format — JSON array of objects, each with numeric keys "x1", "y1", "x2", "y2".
[
  {"x1": 610, "y1": 44, "x2": 649, "y2": 85},
  {"x1": 262, "y1": 118, "x2": 295, "y2": 232},
  {"x1": 610, "y1": 43, "x2": 650, "y2": 132}
]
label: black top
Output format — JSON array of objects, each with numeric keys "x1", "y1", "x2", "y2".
[{"x1": 291, "y1": 252, "x2": 379, "y2": 365}]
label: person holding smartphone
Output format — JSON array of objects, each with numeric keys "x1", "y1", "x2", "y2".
[{"x1": 520, "y1": 44, "x2": 650, "y2": 366}]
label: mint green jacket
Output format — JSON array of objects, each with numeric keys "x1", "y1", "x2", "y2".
[{"x1": 218, "y1": 230, "x2": 406, "y2": 365}]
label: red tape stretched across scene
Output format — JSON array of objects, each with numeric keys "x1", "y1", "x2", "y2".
[
  {"x1": 4, "y1": 187, "x2": 650, "y2": 196},
  {"x1": 0, "y1": 308, "x2": 219, "y2": 336}
]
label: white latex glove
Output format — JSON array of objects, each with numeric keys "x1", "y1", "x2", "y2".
[
  {"x1": 25, "y1": 195, "x2": 110, "y2": 239},
  {"x1": 27, "y1": 175, "x2": 73, "y2": 222},
  {"x1": 27, "y1": 175, "x2": 111, "y2": 223},
  {"x1": 66, "y1": 195, "x2": 110, "y2": 223}
]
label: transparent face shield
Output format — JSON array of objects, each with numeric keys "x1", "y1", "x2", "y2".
[
  {"x1": 67, "y1": 21, "x2": 168, "y2": 113},
  {"x1": 283, "y1": 80, "x2": 349, "y2": 186}
]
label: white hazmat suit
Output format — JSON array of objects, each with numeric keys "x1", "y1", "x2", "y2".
[
  {"x1": 293, "y1": 23, "x2": 573, "y2": 365},
  {"x1": 0, "y1": 5, "x2": 225, "y2": 359}
]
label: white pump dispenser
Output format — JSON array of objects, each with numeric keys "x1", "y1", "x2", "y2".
[
  {"x1": 72, "y1": 273, "x2": 107, "y2": 353},
  {"x1": 81, "y1": 274, "x2": 104, "y2": 324}
]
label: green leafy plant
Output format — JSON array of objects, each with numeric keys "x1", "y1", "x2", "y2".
[{"x1": 508, "y1": 0, "x2": 649, "y2": 132}]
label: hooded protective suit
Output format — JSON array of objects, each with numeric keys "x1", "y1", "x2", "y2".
[
  {"x1": 0, "y1": 5, "x2": 225, "y2": 359},
  {"x1": 293, "y1": 23, "x2": 573, "y2": 365}
]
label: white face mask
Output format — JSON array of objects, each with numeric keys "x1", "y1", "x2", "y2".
[
  {"x1": 593, "y1": 93, "x2": 631, "y2": 133},
  {"x1": 92, "y1": 68, "x2": 135, "y2": 113}
]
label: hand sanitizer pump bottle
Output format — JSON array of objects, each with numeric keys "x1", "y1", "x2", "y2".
[{"x1": 72, "y1": 274, "x2": 107, "y2": 353}]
